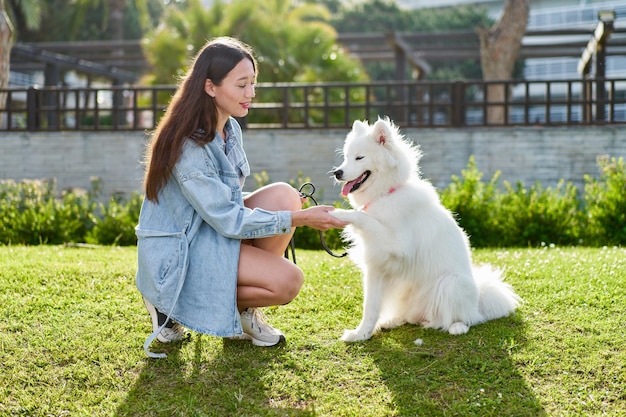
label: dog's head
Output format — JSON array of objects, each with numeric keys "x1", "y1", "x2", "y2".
[{"x1": 332, "y1": 117, "x2": 421, "y2": 205}]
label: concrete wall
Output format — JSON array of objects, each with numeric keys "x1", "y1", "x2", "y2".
[
  {"x1": 0, "y1": 131, "x2": 147, "y2": 200},
  {"x1": 1, "y1": 126, "x2": 624, "y2": 203}
]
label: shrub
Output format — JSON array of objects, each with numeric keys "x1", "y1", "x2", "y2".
[
  {"x1": 86, "y1": 192, "x2": 143, "y2": 246},
  {"x1": 498, "y1": 180, "x2": 582, "y2": 247},
  {"x1": 583, "y1": 156, "x2": 626, "y2": 246},
  {"x1": 439, "y1": 156, "x2": 503, "y2": 247},
  {"x1": 54, "y1": 187, "x2": 99, "y2": 243},
  {"x1": 0, "y1": 177, "x2": 139, "y2": 246},
  {"x1": 440, "y1": 158, "x2": 585, "y2": 248},
  {"x1": 1, "y1": 156, "x2": 625, "y2": 248},
  {"x1": 0, "y1": 179, "x2": 96, "y2": 245}
]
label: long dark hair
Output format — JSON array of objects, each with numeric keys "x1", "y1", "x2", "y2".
[{"x1": 143, "y1": 37, "x2": 257, "y2": 202}]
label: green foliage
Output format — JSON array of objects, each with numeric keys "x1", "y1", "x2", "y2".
[
  {"x1": 583, "y1": 156, "x2": 626, "y2": 246},
  {"x1": 499, "y1": 180, "x2": 583, "y2": 247},
  {"x1": 440, "y1": 156, "x2": 502, "y2": 247},
  {"x1": 1, "y1": 156, "x2": 625, "y2": 248},
  {"x1": 0, "y1": 178, "x2": 96, "y2": 245},
  {"x1": 15, "y1": 0, "x2": 163, "y2": 42},
  {"x1": 86, "y1": 192, "x2": 143, "y2": 246},
  {"x1": 411, "y1": 4, "x2": 493, "y2": 31},
  {"x1": 332, "y1": 0, "x2": 417, "y2": 33},
  {"x1": 140, "y1": 0, "x2": 210, "y2": 86},
  {"x1": 439, "y1": 155, "x2": 625, "y2": 248},
  {"x1": 53, "y1": 187, "x2": 99, "y2": 243},
  {"x1": 6, "y1": 0, "x2": 42, "y2": 35},
  {"x1": 142, "y1": 0, "x2": 368, "y2": 86},
  {"x1": 140, "y1": 0, "x2": 369, "y2": 126},
  {"x1": 332, "y1": 1, "x2": 493, "y2": 82},
  {"x1": 0, "y1": 178, "x2": 137, "y2": 246},
  {"x1": 252, "y1": 170, "x2": 271, "y2": 188}
]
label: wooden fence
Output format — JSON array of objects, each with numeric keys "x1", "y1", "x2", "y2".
[{"x1": 1, "y1": 78, "x2": 625, "y2": 131}]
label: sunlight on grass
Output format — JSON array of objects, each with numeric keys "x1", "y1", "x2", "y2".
[{"x1": 0, "y1": 246, "x2": 625, "y2": 416}]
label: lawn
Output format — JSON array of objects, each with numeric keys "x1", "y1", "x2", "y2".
[{"x1": 0, "y1": 245, "x2": 624, "y2": 416}]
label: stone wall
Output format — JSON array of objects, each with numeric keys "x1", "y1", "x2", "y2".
[{"x1": 1, "y1": 126, "x2": 624, "y2": 203}]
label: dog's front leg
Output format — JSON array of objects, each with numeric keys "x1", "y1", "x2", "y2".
[
  {"x1": 329, "y1": 208, "x2": 366, "y2": 224},
  {"x1": 331, "y1": 209, "x2": 389, "y2": 242},
  {"x1": 342, "y1": 273, "x2": 385, "y2": 342}
]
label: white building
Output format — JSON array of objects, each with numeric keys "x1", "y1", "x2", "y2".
[
  {"x1": 396, "y1": 0, "x2": 626, "y2": 80},
  {"x1": 395, "y1": 0, "x2": 626, "y2": 122}
]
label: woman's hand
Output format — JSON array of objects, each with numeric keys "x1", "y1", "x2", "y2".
[{"x1": 291, "y1": 205, "x2": 349, "y2": 231}]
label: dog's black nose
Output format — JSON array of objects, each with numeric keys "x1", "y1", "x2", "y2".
[{"x1": 334, "y1": 169, "x2": 343, "y2": 180}]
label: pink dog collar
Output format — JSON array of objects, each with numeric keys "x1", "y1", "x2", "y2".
[{"x1": 361, "y1": 185, "x2": 400, "y2": 211}]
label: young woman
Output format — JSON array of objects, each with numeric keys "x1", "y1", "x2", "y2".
[{"x1": 136, "y1": 36, "x2": 346, "y2": 357}]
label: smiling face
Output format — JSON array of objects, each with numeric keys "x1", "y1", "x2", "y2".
[
  {"x1": 333, "y1": 118, "x2": 419, "y2": 208},
  {"x1": 205, "y1": 58, "x2": 256, "y2": 121},
  {"x1": 333, "y1": 120, "x2": 382, "y2": 199}
]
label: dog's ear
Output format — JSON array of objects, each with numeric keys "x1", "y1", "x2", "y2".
[
  {"x1": 372, "y1": 119, "x2": 393, "y2": 147},
  {"x1": 371, "y1": 119, "x2": 399, "y2": 168},
  {"x1": 352, "y1": 119, "x2": 368, "y2": 135}
]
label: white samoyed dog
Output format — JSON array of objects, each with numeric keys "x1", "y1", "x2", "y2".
[{"x1": 330, "y1": 117, "x2": 521, "y2": 343}]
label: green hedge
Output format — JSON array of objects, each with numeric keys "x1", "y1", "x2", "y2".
[
  {"x1": 439, "y1": 155, "x2": 625, "y2": 247},
  {"x1": 1, "y1": 156, "x2": 625, "y2": 248},
  {"x1": 0, "y1": 178, "x2": 142, "y2": 246}
]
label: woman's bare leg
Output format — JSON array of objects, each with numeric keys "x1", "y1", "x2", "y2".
[
  {"x1": 237, "y1": 244, "x2": 303, "y2": 309},
  {"x1": 243, "y1": 182, "x2": 302, "y2": 254},
  {"x1": 237, "y1": 182, "x2": 304, "y2": 309}
]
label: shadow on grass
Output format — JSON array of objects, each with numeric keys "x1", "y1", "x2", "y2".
[
  {"x1": 357, "y1": 313, "x2": 546, "y2": 417},
  {"x1": 115, "y1": 336, "x2": 315, "y2": 417}
]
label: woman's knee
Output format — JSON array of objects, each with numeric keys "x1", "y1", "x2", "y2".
[
  {"x1": 246, "y1": 182, "x2": 302, "y2": 212},
  {"x1": 269, "y1": 182, "x2": 302, "y2": 211},
  {"x1": 278, "y1": 266, "x2": 304, "y2": 304}
]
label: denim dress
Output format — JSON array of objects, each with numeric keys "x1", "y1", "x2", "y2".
[{"x1": 136, "y1": 118, "x2": 292, "y2": 356}]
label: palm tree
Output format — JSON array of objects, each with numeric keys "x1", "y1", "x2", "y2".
[
  {"x1": 141, "y1": 0, "x2": 368, "y2": 125},
  {"x1": 143, "y1": 0, "x2": 367, "y2": 85}
]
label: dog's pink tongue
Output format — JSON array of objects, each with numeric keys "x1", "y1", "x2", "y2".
[{"x1": 341, "y1": 180, "x2": 356, "y2": 197}]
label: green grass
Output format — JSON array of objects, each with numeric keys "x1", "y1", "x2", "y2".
[{"x1": 1, "y1": 245, "x2": 625, "y2": 416}]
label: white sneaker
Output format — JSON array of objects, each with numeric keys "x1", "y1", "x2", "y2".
[
  {"x1": 143, "y1": 297, "x2": 187, "y2": 343},
  {"x1": 239, "y1": 308, "x2": 286, "y2": 347}
]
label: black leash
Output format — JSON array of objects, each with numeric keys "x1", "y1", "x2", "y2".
[{"x1": 297, "y1": 182, "x2": 348, "y2": 260}]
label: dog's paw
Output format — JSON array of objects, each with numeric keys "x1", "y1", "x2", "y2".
[
  {"x1": 448, "y1": 322, "x2": 469, "y2": 335},
  {"x1": 377, "y1": 317, "x2": 405, "y2": 330},
  {"x1": 341, "y1": 329, "x2": 371, "y2": 342},
  {"x1": 329, "y1": 209, "x2": 354, "y2": 222}
]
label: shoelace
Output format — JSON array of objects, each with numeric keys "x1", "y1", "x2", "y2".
[{"x1": 248, "y1": 308, "x2": 279, "y2": 335}]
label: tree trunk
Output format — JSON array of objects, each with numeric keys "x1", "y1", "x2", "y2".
[
  {"x1": 0, "y1": 0, "x2": 13, "y2": 89},
  {"x1": 0, "y1": 0, "x2": 14, "y2": 128},
  {"x1": 110, "y1": 0, "x2": 126, "y2": 43},
  {"x1": 477, "y1": 0, "x2": 530, "y2": 124}
]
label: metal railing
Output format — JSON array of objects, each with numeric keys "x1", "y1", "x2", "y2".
[{"x1": 1, "y1": 78, "x2": 625, "y2": 132}]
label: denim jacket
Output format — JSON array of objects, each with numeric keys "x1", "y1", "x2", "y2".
[{"x1": 136, "y1": 118, "x2": 292, "y2": 355}]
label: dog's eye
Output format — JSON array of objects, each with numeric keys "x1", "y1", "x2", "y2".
[{"x1": 356, "y1": 156, "x2": 364, "y2": 161}]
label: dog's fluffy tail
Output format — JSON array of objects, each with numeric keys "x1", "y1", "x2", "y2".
[{"x1": 473, "y1": 264, "x2": 521, "y2": 322}]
